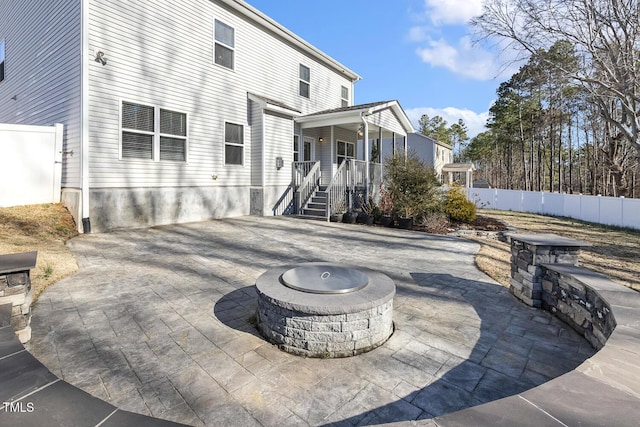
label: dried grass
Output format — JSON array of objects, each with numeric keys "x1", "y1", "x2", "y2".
[
  {"x1": 471, "y1": 209, "x2": 640, "y2": 291},
  {"x1": 0, "y1": 203, "x2": 78, "y2": 301}
]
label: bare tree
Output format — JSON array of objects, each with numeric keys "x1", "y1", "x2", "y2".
[{"x1": 472, "y1": 0, "x2": 640, "y2": 154}]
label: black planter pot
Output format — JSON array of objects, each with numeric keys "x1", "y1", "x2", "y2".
[
  {"x1": 357, "y1": 212, "x2": 374, "y2": 225},
  {"x1": 342, "y1": 211, "x2": 357, "y2": 224},
  {"x1": 330, "y1": 213, "x2": 344, "y2": 223},
  {"x1": 397, "y1": 217, "x2": 414, "y2": 229},
  {"x1": 378, "y1": 215, "x2": 394, "y2": 227}
]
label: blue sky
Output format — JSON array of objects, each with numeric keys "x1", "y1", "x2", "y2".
[{"x1": 244, "y1": 0, "x2": 513, "y2": 138}]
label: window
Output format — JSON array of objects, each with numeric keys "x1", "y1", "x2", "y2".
[
  {"x1": 299, "y1": 64, "x2": 310, "y2": 98},
  {"x1": 121, "y1": 101, "x2": 187, "y2": 161},
  {"x1": 122, "y1": 102, "x2": 154, "y2": 159},
  {"x1": 341, "y1": 86, "x2": 349, "y2": 107},
  {"x1": 293, "y1": 135, "x2": 299, "y2": 162},
  {"x1": 214, "y1": 19, "x2": 234, "y2": 69},
  {"x1": 0, "y1": 39, "x2": 6, "y2": 82},
  {"x1": 225, "y1": 122, "x2": 244, "y2": 165},
  {"x1": 159, "y1": 109, "x2": 187, "y2": 161},
  {"x1": 336, "y1": 140, "x2": 355, "y2": 165}
]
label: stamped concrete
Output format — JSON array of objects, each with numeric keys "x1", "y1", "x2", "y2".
[{"x1": 25, "y1": 217, "x2": 595, "y2": 426}]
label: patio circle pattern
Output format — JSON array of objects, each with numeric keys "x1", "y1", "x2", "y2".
[{"x1": 26, "y1": 217, "x2": 596, "y2": 426}]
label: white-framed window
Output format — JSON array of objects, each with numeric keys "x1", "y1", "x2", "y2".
[
  {"x1": 336, "y1": 140, "x2": 355, "y2": 165},
  {"x1": 293, "y1": 135, "x2": 299, "y2": 162},
  {"x1": 224, "y1": 121, "x2": 244, "y2": 165},
  {"x1": 159, "y1": 108, "x2": 187, "y2": 161},
  {"x1": 214, "y1": 19, "x2": 234, "y2": 70},
  {"x1": 122, "y1": 101, "x2": 155, "y2": 160},
  {"x1": 299, "y1": 64, "x2": 310, "y2": 98},
  {"x1": 121, "y1": 101, "x2": 187, "y2": 162},
  {"x1": 0, "y1": 39, "x2": 6, "y2": 82},
  {"x1": 341, "y1": 86, "x2": 349, "y2": 107}
]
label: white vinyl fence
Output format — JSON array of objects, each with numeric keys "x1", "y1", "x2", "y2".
[
  {"x1": 0, "y1": 123, "x2": 63, "y2": 207},
  {"x1": 467, "y1": 188, "x2": 640, "y2": 230}
]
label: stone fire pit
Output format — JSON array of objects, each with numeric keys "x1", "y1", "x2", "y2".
[{"x1": 255, "y1": 262, "x2": 395, "y2": 358}]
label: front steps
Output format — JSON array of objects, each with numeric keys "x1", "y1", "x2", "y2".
[{"x1": 298, "y1": 186, "x2": 327, "y2": 220}]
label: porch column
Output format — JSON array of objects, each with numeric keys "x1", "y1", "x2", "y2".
[
  {"x1": 403, "y1": 135, "x2": 407, "y2": 162},
  {"x1": 363, "y1": 120, "x2": 370, "y2": 201}
]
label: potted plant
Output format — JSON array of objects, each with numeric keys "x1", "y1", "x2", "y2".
[
  {"x1": 356, "y1": 195, "x2": 376, "y2": 225},
  {"x1": 330, "y1": 198, "x2": 346, "y2": 223},
  {"x1": 342, "y1": 209, "x2": 357, "y2": 224},
  {"x1": 377, "y1": 185, "x2": 394, "y2": 227}
]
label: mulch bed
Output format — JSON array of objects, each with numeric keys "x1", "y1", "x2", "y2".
[{"x1": 412, "y1": 215, "x2": 509, "y2": 235}]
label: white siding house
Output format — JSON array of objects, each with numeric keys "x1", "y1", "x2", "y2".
[{"x1": 0, "y1": 0, "x2": 414, "y2": 231}]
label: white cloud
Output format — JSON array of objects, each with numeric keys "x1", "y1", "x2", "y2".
[
  {"x1": 405, "y1": 106, "x2": 489, "y2": 139},
  {"x1": 415, "y1": 36, "x2": 498, "y2": 80},
  {"x1": 424, "y1": 0, "x2": 483, "y2": 26}
]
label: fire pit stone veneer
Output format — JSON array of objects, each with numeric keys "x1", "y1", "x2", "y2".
[{"x1": 255, "y1": 263, "x2": 395, "y2": 358}]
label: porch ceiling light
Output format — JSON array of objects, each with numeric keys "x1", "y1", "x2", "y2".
[{"x1": 357, "y1": 125, "x2": 364, "y2": 137}]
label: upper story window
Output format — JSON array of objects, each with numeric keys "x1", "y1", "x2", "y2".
[
  {"x1": 341, "y1": 86, "x2": 349, "y2": 107},
  {"x1": 299, "y1": 64, "x2": 310, "y2": 98},
  {"x1": 214, "y1": 19, "x2": 234, "y2": 70},
  {"x1": 121, "y1": 101, "x2": 187, "y2": 162},
  {"x1": 224, "y1": 122, "x2": 244, "y2": 165},
  {"x1": 0, "y1": 39, "x2": 5, "y2": 82}
]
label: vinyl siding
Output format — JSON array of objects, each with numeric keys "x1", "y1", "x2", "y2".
[
  {"x1": 367, "y1": 108, "x2": 407, "y2": 136},
  {"x1": 0, "y1": 0, "x2": 82, "y2": 188},
  {"x1": 264, "y1": 111, "x2": 294, "y2": 187},
  {"x1": 87, "y1": 0, "x2": 354, "y2": 189},
  {"x1": 250, "y1": 99, "x2": 263, "y2": 186}
]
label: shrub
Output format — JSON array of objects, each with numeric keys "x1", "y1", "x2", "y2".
[
  {"x1": 443, "y1": 186, "x2": 477, "y2": 223},
  {"x1": 385, "y1": 153, "x2": 440, "y2": 219}
]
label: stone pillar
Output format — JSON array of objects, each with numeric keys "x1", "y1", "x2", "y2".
[
  {"x1": 0, "y1": 251, "x2": 37, "y2": 343},
  {"x1": 508, "y1": 234, "x2": 590, "y2": 308}
]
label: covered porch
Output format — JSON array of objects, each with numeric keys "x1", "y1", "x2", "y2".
[{"x1": 289, "y1": 101, "x2": 415, "y2": 220}]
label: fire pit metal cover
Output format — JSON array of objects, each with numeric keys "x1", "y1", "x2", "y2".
[{"x1": 280, "y1": 263, "x2": 368, "y2": 294}]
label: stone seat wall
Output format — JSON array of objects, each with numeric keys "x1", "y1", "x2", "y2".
[{"x1": 434, "y1": 236, "x2": 640, "y2": 426}]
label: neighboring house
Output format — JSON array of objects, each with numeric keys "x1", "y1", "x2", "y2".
[
  {"x1": 378, "y1": 132, "x2": 453, "y2": 180},
  {"x1": 0, "y1": 0, "x2": 414, "y2": 232}
]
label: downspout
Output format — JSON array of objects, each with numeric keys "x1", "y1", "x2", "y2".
[
  {"x1": 80, "y1": 0, "x2": 91, "y2": 233},
  {"x1": 261, "y1": 108, "x2": 266, "y2": 214},
  {"x1": 360, "y1": 112, "x2": 369, "y2": 201}
]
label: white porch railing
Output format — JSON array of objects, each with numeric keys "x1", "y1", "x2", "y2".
[
  {"x1": 325, "y1": 160, "x2": 348, "y2": 220},
  {"x1": 351, "y1": 160, "x2": 385, "y2": 201},
  {"x1": 295, "y1": 161, "x2": 321, "y2": 213},
  {"x1": 292, "y1": 161, "x2": 317, "y2": 187}
]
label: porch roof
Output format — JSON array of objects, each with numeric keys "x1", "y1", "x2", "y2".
[
  {"x1": 295, "y1": 100, "x2": 415, "y2": 136},
  {"x1": 442, "y1": 163, "x2": 476, "y2": 172},
  {"x1": 248, "y1": 93, "x2": 301, "y2": 116}
]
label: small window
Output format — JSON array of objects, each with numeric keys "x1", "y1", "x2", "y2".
[
  {"x1": 299, "y1": 64, "x2": 310, "y2": 98},
  {"x1": 122, "y1": 102, "x2": 154, "y2": 159},
  {"x1": 341, "y1": 86, "x2": 349, "y2": 107},
  {"x1": 0, "y1": 40, "x2": 5, "y2": 82},
  {"x1": 214, "y1": 19, "x2": 234, "y2": 69},
  {"x1": 160, "y1": 109, "x2": 187, "y2": 161},
  {"x1": 225, "y1": 122, "x2": 244, "y2": 165},
  {"x1": 293, "y1": 135, "x2": 299, "y2": 162}
]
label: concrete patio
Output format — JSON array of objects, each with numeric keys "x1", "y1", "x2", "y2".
[{"x1": 26, "y1": 216, "x2": 595, "y2": 426}]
